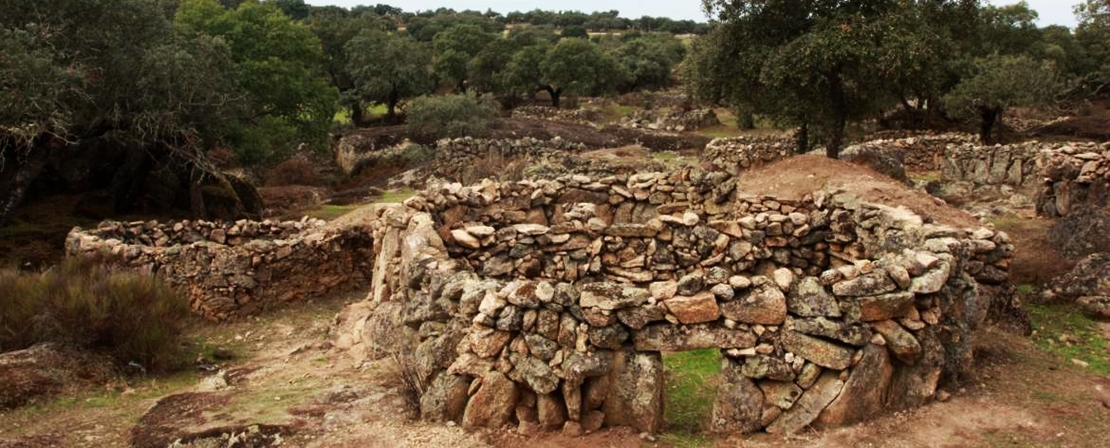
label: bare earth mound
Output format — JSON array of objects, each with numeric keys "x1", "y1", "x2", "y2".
[{"x1": 739, "y1": 155, "x2": 981, "y2": 229}]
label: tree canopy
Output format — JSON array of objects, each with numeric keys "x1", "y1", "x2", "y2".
[{"x1": 346, "y1": 30, "x2": 433, "y2": 121}]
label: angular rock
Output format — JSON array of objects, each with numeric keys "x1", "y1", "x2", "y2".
[
  {"x1": 792, "y1": 317, "x2": 872, "y2": 346},
  {"x1": 665, "y1": 291, "x2": 722, "y2": 324},
  {"x1": 740, "y1": 356, "x2": 795, "y2": 382},
  {"x1": 677, "y1": 273, "x2": 704, "y2": 296},
  {"x1": 709, "y1": 377, "x2": 764, "y2": 434},
  {"x1": 470, "y1": 330, "x2": 512, "y2": 358},
  {"x1": 765, "y1": 371, "x2": 845, "y2": 435},
  {"x1": 462, "y1": 371, "x2": 519, "y2": 429},
  {"x1": 603, "y1": 346, "x2": 665, "y2": 434},
  {"x1": 788, "y1": 277, "x2": 841, "y2": 317},
  {"x1": 604, "y1": 223, "x2": 658, "y2": 237},
  {"x1": 720, "y1": 286, "x2": 787, "y2": 325},
  {"x1": 588, "y1": 325, "x2": 630, "y2": 350},
  {"x1": 870, "y1": 320, "x2": 922, "y2": 365},
  {"x1": 782, "y1": 331, "x2": 854, "y2": 370},
  {"x1": 579, "y1": 283, "x2": 651, "y2": 311},
  {"x1": 649, "y1": 281, "x2": 678, "y2": 301},
  {"x1": 858, "y1": 292, "x2": 915, "y2": 322},
  {"x1": 511, "y1": 353, "x2": 560, "y2": 394},
  {"x1": 759, "y1": 380, "x2": 804, "y2": 410},
  {"x1": 634, "y1": 323, "x2": 756, "y2": 351},
  {"x1": 832, "y1": 271, "x2": 897, "y2": 297},
  {"x1": 537, "y1": 393, "x2": 568, "y2": 429},
  {"x1": 910, "y1": 264, "x2": 950, "y2": 294},
  {"x1": 616, "y1": 305, "x2": 666, "y2": 330},
  {"x1": 814, "y1": 343, "x2": 893, "y2": 428},
  {"x1": 451, "y1": 229, "x2": 481, "y2": 249}
]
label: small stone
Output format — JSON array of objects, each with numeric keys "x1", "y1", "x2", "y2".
[{"x1": 711, "y1": 283, "x2": 735, "y2": 301}]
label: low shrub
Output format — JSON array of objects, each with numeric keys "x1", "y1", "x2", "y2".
[
  {"x1": 0, "y1": 257, "x2": 192, "y2": 373},
  {"x1": 405, "y1": 94, "x2": 495, "y2": 139},
  {"x1": 266, "y1": 158, "x2": 319, "y2": 186}
]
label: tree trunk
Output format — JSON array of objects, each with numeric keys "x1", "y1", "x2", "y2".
[
  {"x1": 0, "y1": 139, "x2": 53, "y2": 226},
  {"x1": 457, "y1": 80, "x2": 468, "y2": 95},
  {"x1": 826, "y1": 75, "x2": 848, "y2": 159},
  {"x1": 734, "y1": 105, "x2": 755, "y2": 130},
  {"x1": 826, "y1": 114, "x2": 846, "y2": 160},
  {"x1": 351, "y1": 102, "x2": 365, "y2": 126},
  {"x1": 977, "y1": 105, "x2": 1003, "y2": 145},
  {"x1": 387, "y1": 88, "x2": 399, "y2": 124},
  {"x1": 794, "y1": 122, "x2": 809, "y2": 155},
  {"x1": 539, "y1": 85, "x2": 563, "y2": 109}
]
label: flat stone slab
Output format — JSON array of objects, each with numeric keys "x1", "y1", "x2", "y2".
[{"x1": 633, "y1": 323, "x2": 756, "y2": 352}]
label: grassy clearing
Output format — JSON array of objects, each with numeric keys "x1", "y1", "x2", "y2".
[
  {"x1": 1027, "y1": 303, "x2": 1110, "y2": 377},
  {"x1": 662, "y1": 348, "x2": 721, "y2": 444},
  {"x1": 375, "y1": 188, "x2": 416, "y2": 204},
  {"x1": 304, "y1": 204, "x2": 362, "y2": 221}
]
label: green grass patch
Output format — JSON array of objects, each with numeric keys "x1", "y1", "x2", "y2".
[
  {"x1": 1016, "y1": 283, "x2": 1037, "y2": 295},
  {"x1": 305, "y1": 204, "x2": 361, "y2": 221},
  {"x1": 1027, "y1": 303, "x2": 1110, "y2": 377},
  {"x1": 909, "y1": 170, "x2": 942, "y2": 183},
  {"x1": 663, "y1": 349, "x2": 721, "y2": 437},
  {"x1": 375, "y1": 188, "x2": 416, "y2": 204}
]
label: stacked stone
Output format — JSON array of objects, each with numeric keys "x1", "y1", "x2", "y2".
[
  {"x1": 1034, "y1": 142, "x2": 1110, "y2": 217},
  {"x1": 621, "y1": 109, "x2": 720, "y2": 132},
  {"x1": 75, "y1": 217, "x2": 327, "y2": 249},
  {"x1": 511, "y1": 106, "x2": 602, "y2": 126},
  {"x1": 1044, "y1": 253, "x2": 1110, "y2": 319},
  {"x1": 367, "y1": 170, "x2": 1013, "y2": 436},
  {"x1": 941, "y1": 140, "x2": 1049, "y2": 188},
  {"x1": 702, "y1": 136, "x2": 797, "y2": 174},
  {"x1": 850, "y1": 133, "x2": 977, "y2": 172},
  {"x1": 65, "y1": 215, "x2": 374, "y2": 322}
]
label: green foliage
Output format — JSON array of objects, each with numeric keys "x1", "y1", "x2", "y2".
[
  {"x1": 560, "y1": 26, "x2": 589, "y2": 39},
  {"x1": 542, "y1": 38, "x2": 624, "y2": 97},
  {"x1": 942, "y1": 54, "x2": 1063, "y2": 119},
  {"x1": 432, "y1": 25, "x2": 496, "y2": 91},
  {"x1": 176, "y1": 0, "x2": 337, "y2": 163},
  {"x1": 1027, "y1": 303, "x2": 1110, "y2": 377},
  {"x1": 405, "y1": 94, "x2": 495, "y2": 139},
  {"x1": 0, "y1": 258, "x2": 192, "y2": 372},
  {"x1": 663, "y1": 349, "x2": 721, "y2": 436},
  {"x1": 611, "y1": 33, "x2": 687, "y2": 92},
  {"x1": 345, "y1": 30, "x2": 433, "y2": 120}
]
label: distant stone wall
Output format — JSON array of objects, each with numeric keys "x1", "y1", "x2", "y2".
[
  {"x1": 702, "y1": 136, "x2": 796, "y2": 174},
  {"x1": 941, "y1": 142, "x2": 1041, "y2": 188},
  {"x1": 622, "y1": 109, "x2": 720, "y2": 132},
  {"x1": 511, "y1": 106, "x2": 602, "y2": 126},
  {"x1": 337, "y1": 168, "x2": 1013, "y2": 436},
  {"x1": 66, "y1": 217, "x2": 375, "y2": 321},
  {"x1": 1034, "y1": 142, "x2": 1110, "y2": 217},
  {"x1": 854, "y1": 133, "x2": 977, "y2": 172}
]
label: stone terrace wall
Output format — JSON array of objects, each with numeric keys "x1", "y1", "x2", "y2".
[
  {"x1": 66, "y1": 217, "x2": 375, "y2": 321},
  {"x1": 854, "y1": 133, "x2": 976, "y2": 172},
  {"x1": 1034, "y1": 142, "x2": 1110, "y2": 217},
  {"x1": 702, "y1": 136, "x2": 797, "y2": 174},
  {"x1": 511, "y1": 106, "x2": 602, "y2": 126},
  {"x1": 941, "y1": 141, "x2": 1043, "y2": 188},
  {"x1": 344, "y1": 169, "x2": 1013, "y2": 436},
  {"x1": 621, "y1": 109, "x2": 720, "y2": 132}
]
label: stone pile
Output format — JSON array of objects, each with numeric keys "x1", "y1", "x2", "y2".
[
  {"x1": 1034, "y1": 142, "x2": 1110, "y2": 218},
  {"x1": 66, "y1": 216, "x2": 375, "y2": 321},
  {"x1": 340, "y1": 168, "x2": 1014, "y2": 436},
  {"x1": 1044, "y1": 253, "x2": 1110, "y2": 319},
  {"x1": 621, "y1": 109, "x2": 721, "y2": 132},
  {"x1": 701, "y1": 136, "x2": 797, "y2": 174}
]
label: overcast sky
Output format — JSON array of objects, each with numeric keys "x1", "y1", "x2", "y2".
[{"x1": 305, "y1": 0, "x2": 1082, "y2": 28}]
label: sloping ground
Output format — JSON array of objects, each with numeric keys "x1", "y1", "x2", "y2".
[{"x1": 739, "y1": 155, "x2": 981, "y2": 229}]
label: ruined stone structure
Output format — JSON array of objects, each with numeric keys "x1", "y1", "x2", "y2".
[
  {"x1": 1034, "y1": 142, "x2": 1110, "y2": 218},
  {"x1": 342, "y1": 168, "x2": 1013, "y2": 435},
  {"x1": 66, "y1": 217, "x2": 374, "y2": 321},
  {"x1": 942, "y1": 142, "x2": 1041, "y2": 189}
]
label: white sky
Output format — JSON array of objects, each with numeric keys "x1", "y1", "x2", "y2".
[{"x1": 304, "y1": 0, "x2": 1082, "y2": 28}]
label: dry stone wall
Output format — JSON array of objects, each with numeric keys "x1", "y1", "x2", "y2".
[
  {"x1": 1034, "y1": 142, "x2": 1110, "y2": 217},
  {"x1": 511, "y1": 106, "x2": 602, "y2": 126},
  {"x1": 621, "y1": 109, "x2": 721, "y2": 132},
  {"x1": 942, "y1": 141, "x2": 1041, "y2": 188},
  {"x1": 344, "y1": 168, "x2": 1013, "y2": 436},
  {"x1": 702, "y1": 137, "x2": 797, "y2": 174},
  {"x1": 66, "y1": 217, "x2": 375, "y2": 321}
]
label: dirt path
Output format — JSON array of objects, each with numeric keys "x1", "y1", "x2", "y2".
[{"x1": 1, "y1": 295, "x2": 1108, "y2": 448}]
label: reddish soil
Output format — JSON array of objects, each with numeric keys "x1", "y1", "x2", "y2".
[{"x1": 739, "y1": 155, "x2": 982, "y2": 229}]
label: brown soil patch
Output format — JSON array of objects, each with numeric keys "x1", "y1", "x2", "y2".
[
  {"x1": 1034, "y1": 115, "x2": 1110, "y2": 142},
  {"x1": 992, "y1": 214, "x2": 1076, "y2": 285},
  {"x1": 739, "y1": 155, "x2": 981, "y2": 229}
]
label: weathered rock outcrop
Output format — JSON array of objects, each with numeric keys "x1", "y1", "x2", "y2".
[{"x1": 338, "y1": 167, "x2": 1014, "y2": 435}]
